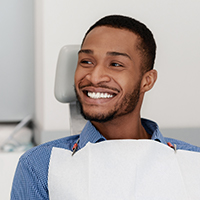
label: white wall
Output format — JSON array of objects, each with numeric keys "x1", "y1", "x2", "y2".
[
  {"x1": 34, "y1": 0, "x2": 200, "y2": 144},
  {"x1": 0, "y1": 0, "x2": 34, "y2": 122}
]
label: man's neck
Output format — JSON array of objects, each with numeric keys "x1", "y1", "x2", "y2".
[{"x1": 91, "y1": 114, "x2": 151, "y2": 140}]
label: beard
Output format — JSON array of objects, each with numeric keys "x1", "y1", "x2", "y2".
[{"x1": 75, "y1": 80, "x2": 141, "y2": 123}]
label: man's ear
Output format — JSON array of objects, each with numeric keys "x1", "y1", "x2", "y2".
[{"x1": 140, "y1": 69, "x2": 157, "y2": 93}]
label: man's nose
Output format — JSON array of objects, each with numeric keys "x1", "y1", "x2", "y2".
[{"x1": 85, "y1": 64, "x2": 111, "y2": 85}]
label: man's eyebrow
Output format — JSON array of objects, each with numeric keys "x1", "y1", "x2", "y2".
[
  {"x1": 107, "y1": 51, "x2": 132, "y2": 60},
  {"x1": 78, "y1": 49, "x2": 132, "y2": 60},
  {"x1": 78, "y1": 49, "x2": 93, "y2": 54}
]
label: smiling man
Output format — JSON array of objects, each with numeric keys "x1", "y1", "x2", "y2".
[
  {"x1": 11, "y1": 15, "x2": 200, "y2": 200},
  {"x1": 74, "y1": 22, "x2": 157, "y2": 140}
]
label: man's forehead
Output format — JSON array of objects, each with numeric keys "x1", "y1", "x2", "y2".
[{"x1": 81, "y1": 26, "x2": 139, "y2": 53}]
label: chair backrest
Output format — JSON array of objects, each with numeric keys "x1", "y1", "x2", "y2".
[
  {"x1": 54, "y1": 45, "x2": 80, "y2": 103},
  {"x1": 55, "y1": 45, "x2": 87, "y2": 135}
]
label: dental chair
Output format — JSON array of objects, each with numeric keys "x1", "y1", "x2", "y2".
[{"x1": 55, "y1": 45, "x2": 87, "y2": 135}]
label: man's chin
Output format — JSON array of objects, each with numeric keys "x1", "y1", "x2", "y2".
[{"x1": 80, "y1": 110, "x2": 117, "y2": 123}]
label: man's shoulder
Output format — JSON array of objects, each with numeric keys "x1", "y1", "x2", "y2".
[
  {"x1": 164, "y1": 137, "x2": 200, "y2": 152},
  {"x1": 19, "y1": 134, "x2": 79, "y2": 164}
]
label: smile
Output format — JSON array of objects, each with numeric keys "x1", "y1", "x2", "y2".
[{"x1": 87, "y1": 92, "x2": 113, "y2": 99}]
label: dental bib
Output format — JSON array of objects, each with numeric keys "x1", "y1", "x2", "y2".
[{"x1": 48, "y1": 140, "x2": 200, "y2": 200}]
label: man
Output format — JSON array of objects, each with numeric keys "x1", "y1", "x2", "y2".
[{"x1": 11, "y1": 15, "x2": 200, "y2": 199}]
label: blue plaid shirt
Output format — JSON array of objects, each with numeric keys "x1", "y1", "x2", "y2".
[{"x1": 11, "y1": 118, "x2": 200, "y2": 199}]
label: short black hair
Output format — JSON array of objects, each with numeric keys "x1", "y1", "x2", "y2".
[{"x1": 82, "y1": 15, "x2": 156, "y2": 74}]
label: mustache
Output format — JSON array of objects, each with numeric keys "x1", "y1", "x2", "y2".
[{"x1": 79, "y1": 83, "x2": 120, "y2": 93}]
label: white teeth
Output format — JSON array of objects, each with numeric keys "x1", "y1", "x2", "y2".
[{"x1": 87, "y1": 92, "x2": 113, "y2": 99}]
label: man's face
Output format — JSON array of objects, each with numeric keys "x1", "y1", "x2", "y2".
[{"x1": 75, "y1": 26, "x2": 143, "y2": 122}]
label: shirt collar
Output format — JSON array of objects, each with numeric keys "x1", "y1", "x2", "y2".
[
  {"x1": 79, "y1": 121, "x2": 106, "y2": 149},
  {"x1": 79, "y1": 118, "x2": 167, "y2": 149},
  {"x1": 141, "y1": 118, "x2": 167, "y2": 144}
]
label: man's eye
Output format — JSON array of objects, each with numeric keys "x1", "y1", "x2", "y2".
[
  {"x1": 111, "y1": 63, "x2": 123, "y2": 67},
  {"x1": 80, "y1": 60, "x2": 93, "y2": 65},
  {"x1": 79, "y1": 60, "x2": 94, "y2": 67}
]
